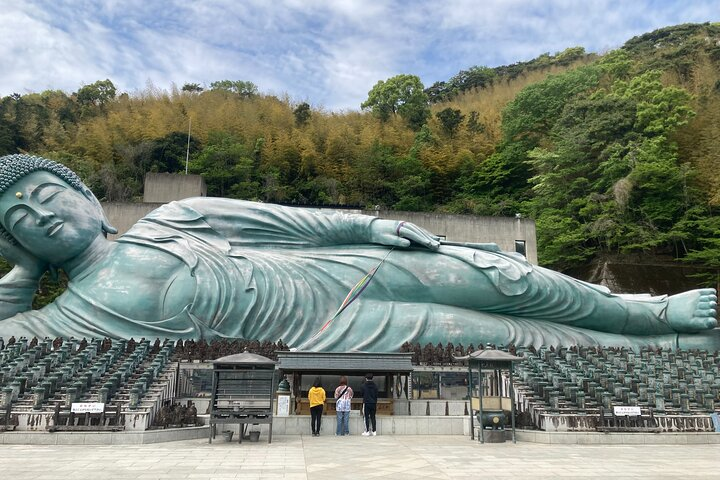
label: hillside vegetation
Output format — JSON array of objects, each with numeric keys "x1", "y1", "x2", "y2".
[{"x1": 1, "y1": 22, "x2": 720, "y2": 283}]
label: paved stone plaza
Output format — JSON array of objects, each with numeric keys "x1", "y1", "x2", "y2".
[{"x1": 0, "y1": 434, "x2": 718, "y2": 479}]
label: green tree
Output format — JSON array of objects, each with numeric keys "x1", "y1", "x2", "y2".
[
  {"x1": 679, "y1": 212, "x2": 720, "y2": 287},
  {"x1": 361, "y1": 74, "x2": 429, "y2": 129},
  {"x1": 0, "y1": 97, "x2": 20, "y2": 154},
  {"x1": 610, "y1": 70, "x2": 694, "y2": 135},
  {"x1": 150, "y1": 131, "x2": 201, "y2": 173},
  {"x1": 466, "y1": 111, "x2": 485, "y2": 133},
  {"x1": 425, "y1": 80, "x2": 449, "y2": 103},
  {"x1": 76, "y1": 79, "x2": 116, "y2": 108},
  {"x1": 293, "y1": 102, "x2": 311, "y2": 126},
  {"x1": 554, "y1": 46, "x2": 587, "y2": 65},
  {"x1": 447, "y1": 66, "x2": 496, "y2": 93},
  {"x1": 435, "y1": 108, "x2": 464, "y2": 138},
  {"x1": 209, "y1": 80, "x2": 258, "y2": 97},
  {"x1": 181, "y1": 83, "x2": 204, "y2": 93},
  {"x1": 0, "y1": 118, "x2": 14, "y2": 154},
  {"x1": 391, "y1": 126, "x2": 435, "y2": 210},
  {"x1": 501, "y1": 66, "x2": 601, "y2": 142},
  {"x1": 190, "y1": 132, "x2": 256, "y2": 198}
]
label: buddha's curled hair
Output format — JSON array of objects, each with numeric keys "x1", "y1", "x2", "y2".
[
  {"x1": 0, "y1": 154, "x2": 89, "y2": 244},
  {"x1": 0, "y1": 154, "x2": 85, "y2": 194}
]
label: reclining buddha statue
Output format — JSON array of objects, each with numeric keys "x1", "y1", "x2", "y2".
[{"x1": 0, "y1": 154, "x2": 717, "y2": 351}]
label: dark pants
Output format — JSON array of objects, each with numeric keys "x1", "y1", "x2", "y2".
[
  {"x1": 363, "y1": 403, "x2": 377, "y2": 432},
  {"x1": 310, "y1": 405, "x2": 323, "y2": 434}
]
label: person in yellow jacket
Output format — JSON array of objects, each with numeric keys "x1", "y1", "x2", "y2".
[{"x1": 308, "y1": 377, "x2": 326, "y2": 436}]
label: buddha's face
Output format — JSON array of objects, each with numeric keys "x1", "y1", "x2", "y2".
[{"x1": 0, "y1": 171, "x2": 103, "y2": 263}]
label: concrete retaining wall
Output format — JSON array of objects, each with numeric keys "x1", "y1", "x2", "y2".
[
  {"x1": 143, "y1": 173, "x2": 206, "y2": 203},
  {"x1": 515, "y1": 430, "x2": 720, "y2": 444},
  {"x1": 538, "y1": 413, "x2": 717, "y2": 433},
  {"x1": 219, "y1": 414, "x2": 469, "y2": 438},
  {"x1": 3, "y1": 418, "x2": 718, "y2": 444},
  {"x1": 0, "y1": 426, "x2": 209, "y2": 445}
]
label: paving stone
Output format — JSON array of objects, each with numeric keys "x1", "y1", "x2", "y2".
[{"x1": 0, "y1": 435, "x2": 718, "y2": 478}]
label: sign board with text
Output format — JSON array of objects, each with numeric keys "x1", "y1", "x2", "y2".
[
  {"x1": 71, "y1": 402, "x2": 105, "y2": 414},
  {"x1": 613, "y1": 406, "x2": 641, "y2": 416},
  {"x1": 276, "y1": 395, "x2": 290, "y2": 416}
]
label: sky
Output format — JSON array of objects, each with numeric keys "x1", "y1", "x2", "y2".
[{"x1": 1, "y1": 0, "x2": 718, "y2": 111}]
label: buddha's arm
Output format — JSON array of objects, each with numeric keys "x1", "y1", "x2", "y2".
[
  {"x1": 175, "y1": 198, "x2": 438, "y2": 249},
  {"x1": 0, "y1": 266, "x2": 39, "y2": 320},
  {"x1": 0, "y1": 234, "x2": 47, "y2": 320}
]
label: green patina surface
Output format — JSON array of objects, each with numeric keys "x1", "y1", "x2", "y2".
[{"x1": 0, "y1": 154, "x2": 717, "y2": 352}]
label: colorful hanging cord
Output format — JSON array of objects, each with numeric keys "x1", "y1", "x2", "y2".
[{"x1": 308, "y1": 247, "x2": 395, "y2": 341}]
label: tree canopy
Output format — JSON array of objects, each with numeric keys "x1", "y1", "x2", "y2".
[{"x1": 361, "y1": 74, "x2": 430, "y2": 130}]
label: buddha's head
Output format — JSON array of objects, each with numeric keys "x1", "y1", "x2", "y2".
[{"x1": 0, "y1": 154, "x2": 116, "y2": 264}]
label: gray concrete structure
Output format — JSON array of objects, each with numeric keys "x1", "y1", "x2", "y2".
[
  {"x1": 142, "y1": 173, "x2": 207, "y2": 203},
  {"x1": 103, "y1": 202, "x2": 163, "y2": 241}
]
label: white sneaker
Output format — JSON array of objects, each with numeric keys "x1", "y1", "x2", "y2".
[
  {"x1": 371, "y1": 431, "x2": 377, "y2": 436},
  {"x1": 362, "y1": 431, "x2": 370, "y2": 436}
]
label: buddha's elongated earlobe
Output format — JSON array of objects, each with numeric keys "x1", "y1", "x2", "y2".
[
  {"x1": 82, "y1": 187, "x2": 117, "y2": 234},
  {"x1": 49, "y1": 264, "x2": 59, "y2": 281},
  {"x1": 101, "y1": 218, "x2": 117, "y2": 235}
]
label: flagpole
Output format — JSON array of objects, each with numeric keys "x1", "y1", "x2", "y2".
[{"x1": 185, "y1": 118, "x2": 191, "y2": 175}]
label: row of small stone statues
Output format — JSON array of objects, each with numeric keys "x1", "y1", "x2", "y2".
[
  {"x1": 399, "y1": 341, "x2": 527, "y2": 365},
  {"x1": 0, "y1": 336, "x2": 288, "y2": 361},
  {"x1": 171, "y1": 339, "x2": 292, "y2": 361},
  {"x1": 0, "y1": 336, "x2": 167, "y2": 356},
  {"x1": 153, "y1": 400, "x2": 199, "y2": 429},
  {"x1": 2, "y1": 336, "x2": 505, "y2": 365},
  {"x1": 4, "y1": 336, "x2": 707, "y2": 367},
  {"x1": 398, "y1": 341, "x2": 718, "y2": 367}
]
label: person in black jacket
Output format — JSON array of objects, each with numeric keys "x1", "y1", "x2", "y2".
[{"x1": 360, "y1": 373, "x2": 378, "y2": 436}]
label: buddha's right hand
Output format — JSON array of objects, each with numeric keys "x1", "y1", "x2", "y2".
[
  {"x1": 0, "y1": 234, "x2": 47, "y2": 277},
  {"x1": 369, "y1": 219, "x2": 440, "y2": 250}
]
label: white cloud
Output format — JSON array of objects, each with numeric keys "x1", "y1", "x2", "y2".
[{"x1": 0, "y1": 0, "x2": 717, "y2": 110}]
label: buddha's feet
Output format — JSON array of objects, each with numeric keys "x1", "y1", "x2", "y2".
[{"x1": 666, "y1": 288, "x2": 717, "y2": 333}]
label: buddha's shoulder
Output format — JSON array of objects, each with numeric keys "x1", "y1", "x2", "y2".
[
  {"x1": 78, "y1": 243, "x2": 191, "y2": 283},
  {"x1": 110, "y1": 242, "x2": 187, "y2": 267},
  {"x1": 72, "y1": 243, "x2": 195, "y2": 316}
]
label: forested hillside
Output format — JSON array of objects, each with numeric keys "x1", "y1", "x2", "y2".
[{"x1": 1, "y1": 22, "x2": 719, "y2": 281}]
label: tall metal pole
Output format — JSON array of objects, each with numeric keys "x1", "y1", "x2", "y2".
[
  {"x1": 478, "y1": 363, "x2": 484, "y2": 444},
  {"x1": 185, "y1": 118, "x2": 191, "y2": 175},
  {"x1": 510, "y1": 363, "x2": 517, "y2": 443}
]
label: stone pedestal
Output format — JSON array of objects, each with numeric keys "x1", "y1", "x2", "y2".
[{"x1": 482, "y1": 429, "x2": 506, "y2": 443}]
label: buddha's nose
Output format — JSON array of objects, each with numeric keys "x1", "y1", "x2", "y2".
[{"x1": 35, "y1": 208, "x2": 55, "y2": 225}]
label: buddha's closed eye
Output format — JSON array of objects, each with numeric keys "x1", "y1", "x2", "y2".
[
  {"x1": 5, "y1": 205, "x2": 30, "y2": 231},
  {"x1": 36, "y1": 184, "x2": 66, "y2": 204}
]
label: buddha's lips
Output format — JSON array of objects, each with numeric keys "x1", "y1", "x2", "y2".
[{"x1": 47, "y1": 221, "x2": 64, "y2": 236}]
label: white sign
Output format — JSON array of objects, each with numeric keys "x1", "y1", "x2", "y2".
[
  {"x1": 276, "y1": 395, "x2": 290, "y2": 416},
  {"x1": 613, "y1": 406, "x2": 641, "y2": 416},
  {"x1": 71, "y1": 402, "x2": 105, "y2": 414}
]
